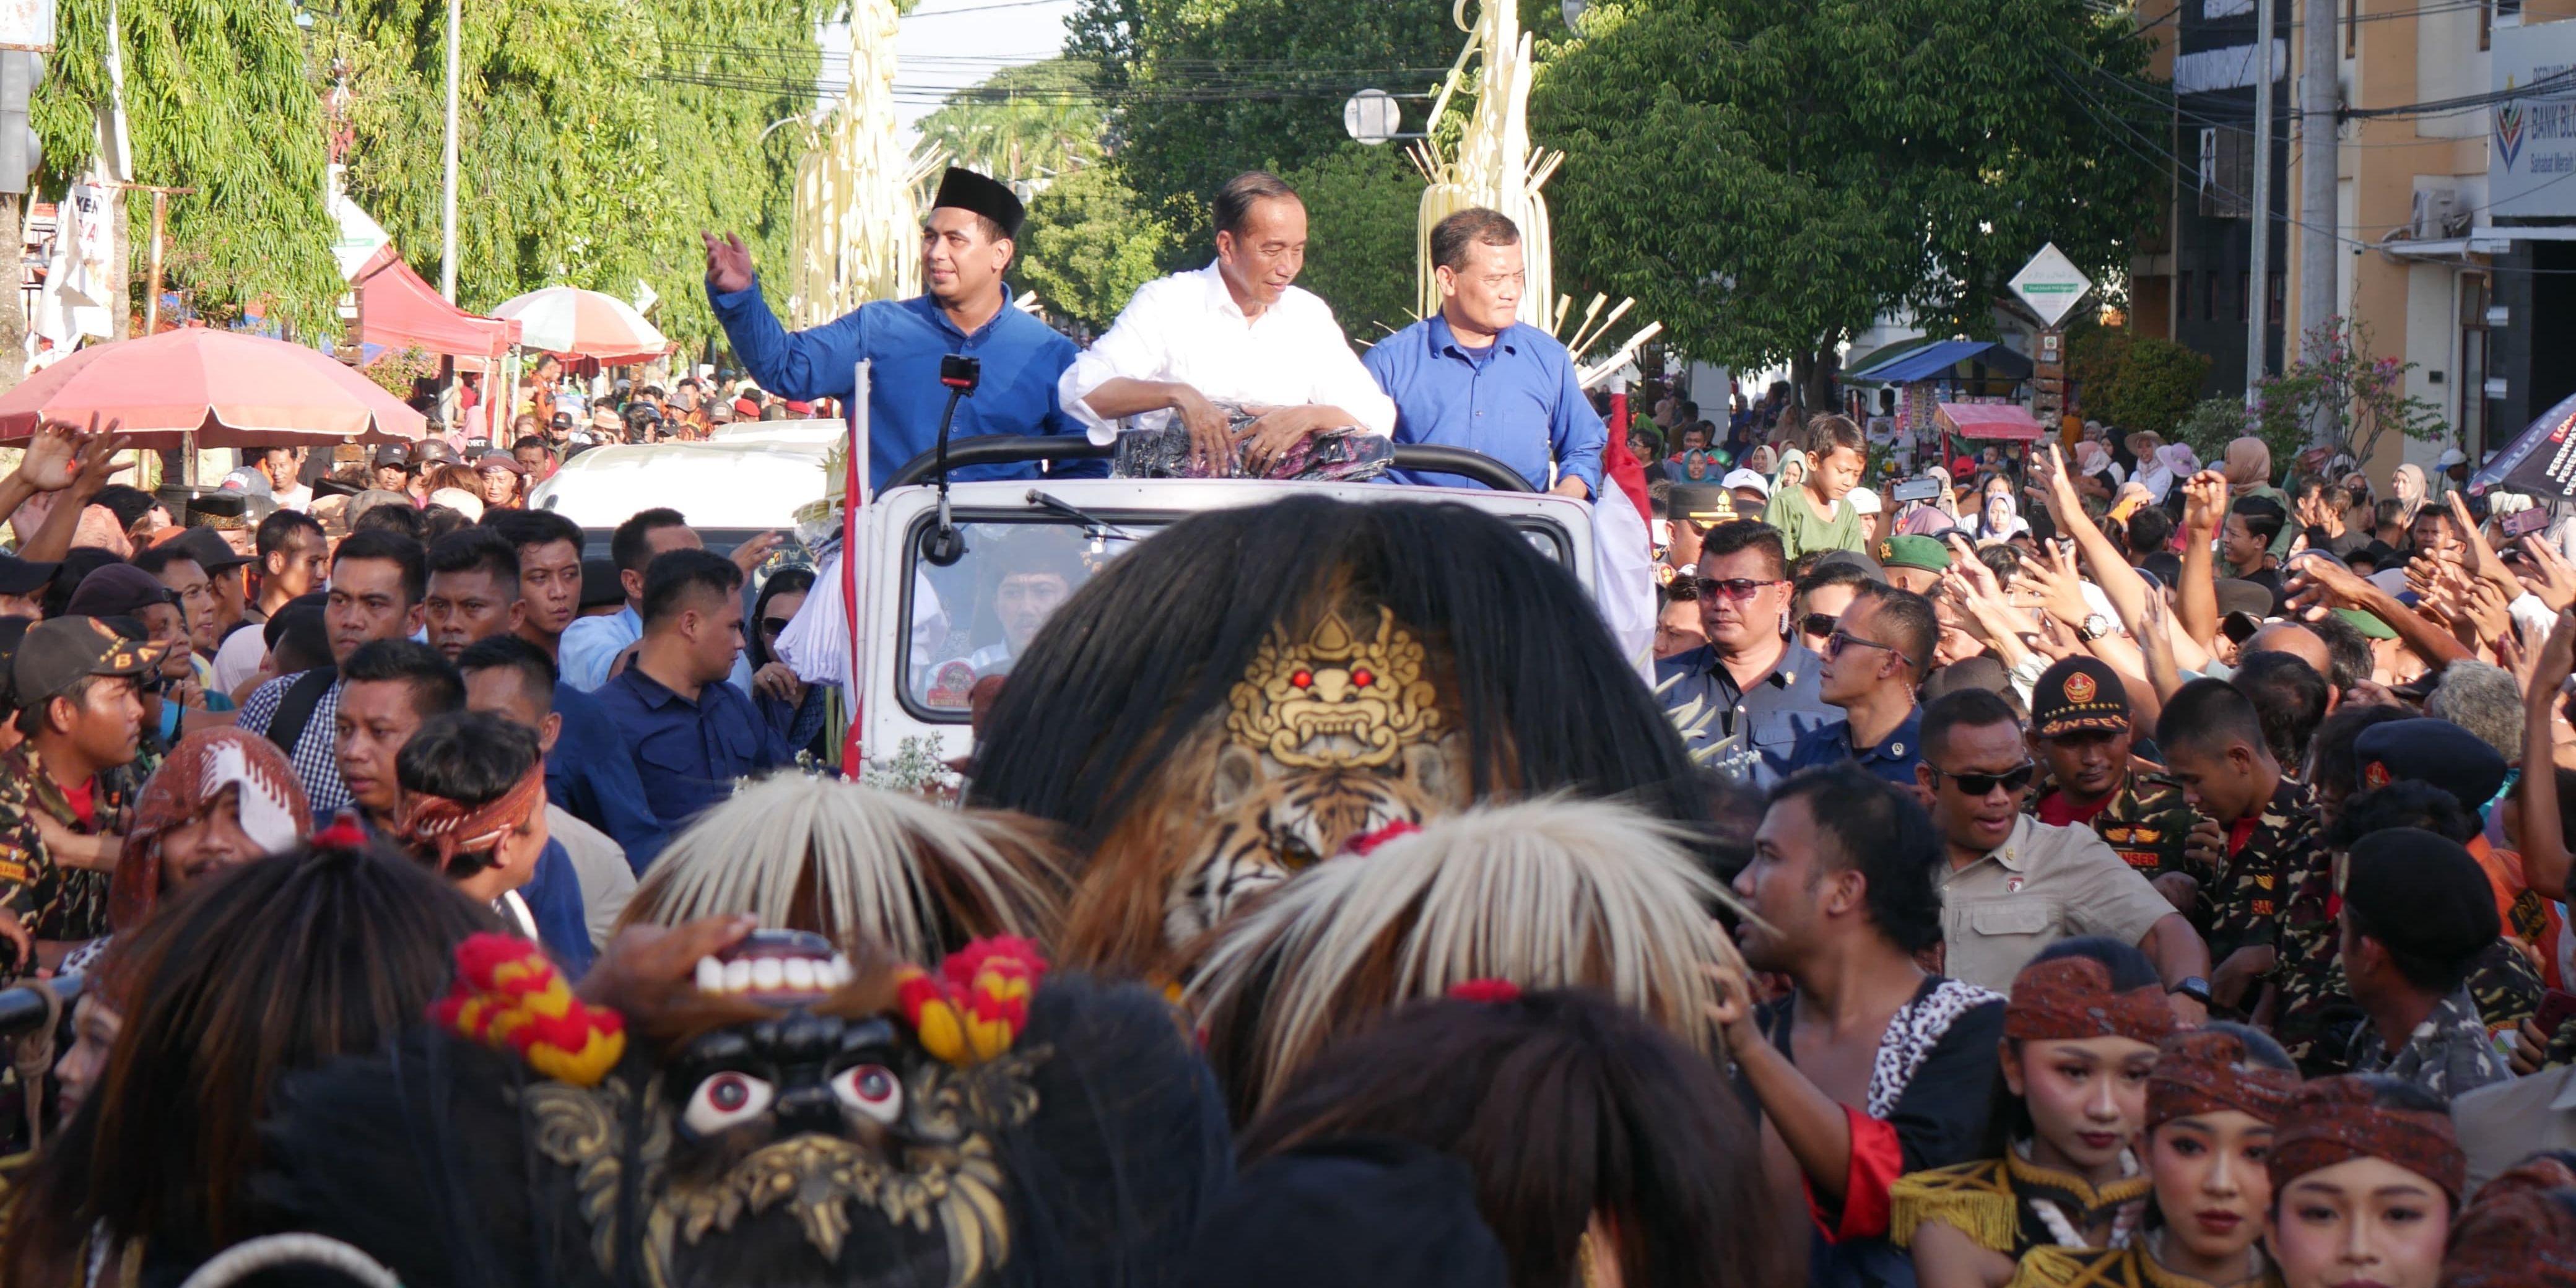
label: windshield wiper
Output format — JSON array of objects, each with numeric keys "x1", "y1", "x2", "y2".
[{"x1": 1025, "y1": 489, "x2": 1138, "y2": 542}]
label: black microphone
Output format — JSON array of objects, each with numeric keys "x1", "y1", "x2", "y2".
[{"x1": 921, "y1": 355, "x2": 982, "y2": 567}]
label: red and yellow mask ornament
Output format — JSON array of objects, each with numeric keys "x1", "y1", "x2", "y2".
[
  {"x1": 430, "y1": 933, "x2": 627, "y2": 1086},
  {"x1": 895, "y1": 935, "x2": 1048, "y2": 1066}
]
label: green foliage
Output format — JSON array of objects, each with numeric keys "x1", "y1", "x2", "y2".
[
  {"x1": 1017, "y1": 163, "x2": 1176, "y2": 333},
  {"x1": 2177, "y1": 394, "x2": 2254, "y2": 464},
  {"x1": 32, "y1": 0, "x2": 346, "y2": 334},
  {"x1": 918, "y1": 59, "x2": 1108, "y2": 181},
  {"x1": 1531, "y1": 0, "x2": 2161, "y2": 376},
  {"x1": 1068, "y1": 0, "x2": 1460, "y2": 257},
  {"x1": 2253, "y1": 316, "x2": 2448, "y2": 468},
  {"x1": 1276, "y1": 144, "x2": 1421, "y2": 342},
  {"x1": 2086, "y1": 334, "x2": 2211, "y2": 440},
  {"x1": 362, "y1": 346, "x2": 440, "y2": 396},
  {"x1": 321, "y1": 0, "x2": 821, "y2": 350}
]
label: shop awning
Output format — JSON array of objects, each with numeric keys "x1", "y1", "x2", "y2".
[
  {"x1": 350, "y1": 245, "x2": 519, "y2": 362},
  {"x1": 1937, "y1": 402, "x2": 2048, "y2": 442},
  {"x1": 1850, "y1": 339, "x2": 1997, "y2": 383}
]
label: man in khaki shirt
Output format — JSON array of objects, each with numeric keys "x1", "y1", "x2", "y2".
[
  {"x1": 2451, "y1": 1062, "x2": 2576, "y2": 1193},
  {"x1": 1916, "y1": 688, "x2": 2212, "y2": 1018}
]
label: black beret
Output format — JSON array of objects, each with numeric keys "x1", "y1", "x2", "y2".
[
  {"x1": 931, "y1": 166, "x2": 1025, "y2": 238},
  {"x1": 2343, "y1": 827, "x2": 2499, "y2": 968},
  {"x1": 2355, "y1": 718, "x2": 2508, "y2": 812}
]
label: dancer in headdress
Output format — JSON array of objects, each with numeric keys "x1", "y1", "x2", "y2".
[
  {"x1": 2016, "y1": 1025, "x2": 2300, "y2": 1288},
  {"x1": 1892, "y1": 939, "x2": 2178, "y2": 1288},
  {"x1": 2263, "y1": 1075, "x2": 2465, "y2": 1288},
  {"x1": 1186, "y1": 797, "x2": 1742, "y2": 1123},
  {"x1": 967, "y1": 495, "x2": 1705, "y2": 982}
]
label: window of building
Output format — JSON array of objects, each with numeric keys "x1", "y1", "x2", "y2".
[
  {"x1": 2200, "y1": 126, "x2": 2254, "y2": 218},
  {"x1": 2179, "y1": 271, "x2": 2195, "y2": 321}
]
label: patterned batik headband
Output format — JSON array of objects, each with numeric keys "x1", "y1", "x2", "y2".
[
  {"x1": 399, "y1": 765, "x2": 549, "y2": 872},
  {"x1": 2003, "y1": 956, "x2": 2178, "y2": 1044},
  {"x1": 2268, "y1": 1075, "x2": 2466, "y2": 1204},
  {"x1": 2145, "y1": 1029, "x2": 2299, "y2": 1129}
]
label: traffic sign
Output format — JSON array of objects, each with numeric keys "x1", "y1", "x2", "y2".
[{"x1": 2010, "y1": 243, "x2": 2094, "y2": 329}]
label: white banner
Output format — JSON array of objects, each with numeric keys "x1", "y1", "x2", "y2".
[{"x1": 2492, "y1": 18, "x2": 2576, "y2": 219}]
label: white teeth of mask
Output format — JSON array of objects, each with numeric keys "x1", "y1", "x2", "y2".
[{"x1": 695, "y1": 957, "x2": 726, "y2": 993}]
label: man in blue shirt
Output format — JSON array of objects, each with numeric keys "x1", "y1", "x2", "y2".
[
  {"x1": 558, "y1": 507, "x2": 756, "y2": 696},
  {"x1": 593, "y1": 549, "x2": 793, "y2": 834},
  {"x1": 703, "y1": 167, "x2": 1084, "y2": 492},
  {"x1": 1362, "y1": 207, "x2": 1603, "y2": 497},
  {"x1": 1782, "y1": 581, "x2": 1937, "y2": 786}
]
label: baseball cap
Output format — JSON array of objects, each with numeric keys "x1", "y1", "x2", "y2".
[
  {"x1": 550, "y1": 411, "x2": 575, "y2": 431},
  {"x1": 1876, "y1": 534, "x2": 1951, "y2": 573},
  {"x1": 11, "y1": 614, "x2": 166, "y2": 708},
  {"x1": 411, "y1": 440, "x2": 463, "y2": 468},
  {"x1": 0, "y1": 551, "x2": 59, "y2": 598},
  {"x1": 63, "y1": 563, "x2": 177, "y2": 619},
  {"x1": 2030, "y1": 656, "x2": 2130, "y2": 739},
  {"x1": 1721, "y1": 468, "x2": 1770, "y2": 497},
  {"x1": 1847, "y1": 488, "x2": 1882, "y2": 516},
  {"x1": 372, "y1": 443, "x2": 412, "y2": 469}
]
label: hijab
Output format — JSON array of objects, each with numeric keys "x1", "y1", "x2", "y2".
[
  {"x1": 2393, "y1": 463, "x2": 2429, "y2": 524},
  {"x1": 2221, "y1": 437, "x2": 2272, "y2": 498}
]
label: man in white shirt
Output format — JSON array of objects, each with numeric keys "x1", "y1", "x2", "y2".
[{"x1": 1058, "y1": 171, "x2": 1395, "y2": 474}]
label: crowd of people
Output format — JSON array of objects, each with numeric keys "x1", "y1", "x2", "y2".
[{"x1": 0, "y1": 157, "x2": 2574, "y2": 1288}]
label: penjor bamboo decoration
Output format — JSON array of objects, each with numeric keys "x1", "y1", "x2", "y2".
[{"x1": 787, "y1": 1, "x2": 942, "y2": 328}]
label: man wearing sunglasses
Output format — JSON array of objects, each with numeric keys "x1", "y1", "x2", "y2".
[
  {"x1": 1652, "y1": 520, "x2": 1835, "y2": 785},
  {"x1": 1782, "y1": 581, "x2": 1938, "y2": 786},
  {"x1": 1918, "y1": 687, "x2": 2211, "y2": 1012}
]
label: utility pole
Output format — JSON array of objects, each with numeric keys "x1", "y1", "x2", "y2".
[
  {"x1": 2246, "y1": 0, "x2": 2276, "y2": 404},
  {"x1": 2299, "y1": 0, "x2": 2339, "y2": 442},
  {"x1": 438, "y1": 0, "x2": 460, "y2": 300}
]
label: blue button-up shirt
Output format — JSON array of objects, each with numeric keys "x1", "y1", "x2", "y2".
[
  {"x1": 1362, "y1": 315, "x2": 1606, "y2": 494},
  {"x1": 1653, "y1": 640, "x2": 1836, "y2": 788},
  {"x1": 593, "y1": 663, "x2": 794, "y2": 833},
  {"x1": 708, "y1": 277, "x2": 1084, "y2": 492},
  {"x1": 560, "y1": 605, "x2": 752, "y2": 695},
  {"x1": 548, "y1": 681, "x2": 669, "y2": 874},
  {"x1": 1782, "y1": 706, "x2": 1927, "y2": 787}
]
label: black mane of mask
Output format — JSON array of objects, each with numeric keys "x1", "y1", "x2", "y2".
[
  {"x1": 965, "y1": 496, "x2": 1704, "y2": 846},
  {"x1": 247, "y1": 973, "x2": 1232, "y2": 1288}
]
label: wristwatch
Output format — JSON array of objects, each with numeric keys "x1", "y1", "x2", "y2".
[
  {"x1": 2169, "y1": 977, "x2": 2213, "y2": 1006},
  {"x1": 2078, "y1": 612, "x2": 2113, "y2": 643}
]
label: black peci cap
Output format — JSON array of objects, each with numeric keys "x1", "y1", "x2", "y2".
[{"x1": 932, "y1": 166, "x2": 1026, "y2": 238}]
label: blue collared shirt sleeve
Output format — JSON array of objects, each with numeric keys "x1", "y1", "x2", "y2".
[
  {"x1": 1552, "y1": 351, "x2": 1606, "y2": 494},
  {"x1": 521, "y1": 840, "x2": 596, "y2": 977},
  {"x1": 549, "y1": 684, "x2": 671, "y2": 874},
  {"x1": 708, "y1": 274, "x2": 866, "y2": 401},
  {"x1": 557, "y1": 612, "x2": 633, "y2": 692}
]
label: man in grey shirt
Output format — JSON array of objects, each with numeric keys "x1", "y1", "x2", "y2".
[{"x1": 1653, "y1": 517, "x2": 1836, "y2": 785}]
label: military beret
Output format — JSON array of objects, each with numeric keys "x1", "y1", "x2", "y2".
[
  {"x1": 1876, "y1": 534, "x2": 1951, "y2": 573},
  {"x1": 2341, "y1": 827, "x2": 2499, "y2": 969},
  {"x1": 2355, "y1": 718, "x2": 2508, "y2": 812}
]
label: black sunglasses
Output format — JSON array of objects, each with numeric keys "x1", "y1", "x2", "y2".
[
  {"x1": 759, "y1": 616, "x2": 793, "y2": 636},
  {"x1": 1800, "y1": 612, "x2": 1838, "y2": 638},
  {"x1": 1930, "y1": 762, "x2": 2037, "y2": 796},
  {"x1": 1694, "y1": 577, "x2": 1784, "y2": 600}
]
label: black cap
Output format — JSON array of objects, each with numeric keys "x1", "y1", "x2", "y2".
[
  {"x1": 63, "y1": 563, "x2": 176, "y2": 620},
  {"x1": 931, "y1": 165, "x2": 1026, "y2": 238},
  {"x1": 11, "y1": 615, "x2": 166, "y2": 709},
  {"x1": 167, "y1": 525, "x2": 256, "y2": 574},
  {"x1": 2343, "y1": 827, "x2": 2500, "y2": 970},
  {"x1": 187, "y1": 490, "x2": 250, "y2": 530},
  {"x1": 2030, "y1": 656, "x2": 2130, "y2": 739},
  {"x1": 1668, "y1": 484, "x2": 1736, "y2": 524},
  {"x1": 1181, "y1": 1137, "x2": 1507, "y2": 1288},
  {"x1": 0, "y1": 616, "x2": 30, "y2": 708},
  {"x1": 411, "y1": 439, "x2": 462, "y2": 468},
  {"x1": 2356, "y1": 718, "x2": 2509, "y2": 812},
  {"x1": 0, "y1": 551, "x2": 59, "y2": 598},
  {"x1": 372, "y1": 443, "x2": 412, "y2": 469}
]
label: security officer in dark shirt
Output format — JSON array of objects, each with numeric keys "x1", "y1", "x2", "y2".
[
  {"x1": 1651, "y1": 510, "x2": 1837, "y2": 785},
  {"x1": 591, "y1": 549, "x2": 792, "y2": 835}
]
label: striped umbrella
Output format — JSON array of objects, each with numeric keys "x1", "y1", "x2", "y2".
[
  {"x1": 0, "y1": 327, "x2": 427, "y2": 446},
  {"x1": 489, "y1": 287, "x2": 671, "y2": 363}
]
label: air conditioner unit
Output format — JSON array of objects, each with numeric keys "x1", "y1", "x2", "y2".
[{"x1": 2411, "y1": 187, "x2": 2460, "y2": 240}]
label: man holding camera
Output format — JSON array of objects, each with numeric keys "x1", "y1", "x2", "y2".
[{"x1": 703, "y1": 168, "x2": 1084, "y2": 492}]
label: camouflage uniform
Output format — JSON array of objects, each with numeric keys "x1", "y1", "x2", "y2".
[
  {"x1": 0, "y1": 741, "x2": 154, "y2": 983},
  {"x1": 2344, "y1": 985, "x2": 2515, "y2": 1103},
  {"x1": 2027, "y1": 765, "x2": 2201, "y2": 882},
  {"x1": 2201, "y1": 778, "x2": 2318, "y2": 978}
]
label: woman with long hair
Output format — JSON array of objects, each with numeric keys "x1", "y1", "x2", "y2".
[
  {"x1": 746, "y1": 565, "x2": 834, "y2": 760},
  {"x1": 2263, "y1": 1076, "x2": 2465, "y2": 1288},
  {"x1": 1892, "y1": 938, "x2": 2178, "y2": 1288},
  {"x1": 2016, "y1": 1024, "x2": 2300, "y2": 1288},
  {"x1": 1, "y1": 839, "x2": 495, "y2": 1287},
  {"x1": 1235, "y1": 988, "x2": 1794, "y2": 1288}
]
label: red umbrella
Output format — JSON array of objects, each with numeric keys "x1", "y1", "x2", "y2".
[{"x1": 0, "y1": 328, "x2": 429, "y2": 447}]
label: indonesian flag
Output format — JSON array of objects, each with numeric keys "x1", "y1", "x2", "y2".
[{"x1": 1590, "y1": 422, "x2": 1658, "y2": 677}]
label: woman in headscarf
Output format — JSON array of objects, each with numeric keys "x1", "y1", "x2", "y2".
[
  {"x1": 1892, "y1": 939, "x2": 2177, "y2": 1288},
  {"x1": 1973, "y1": 473, "x2": 2030, "y2": 544},
  {"x1": 1773, "y1": 446, "x2": 1811, "y2": 499},
  {"x1": 1746, "y1": 443, "x2": 1778, "y2": 477},
  {"x1": 2014, "y1": 1025, "x2": 2300, "y2": 1288},
  {"x1": 747, "y1": 566, "x2": 833, "y2": 760},
  {"x1": 2221, "y1": 438, "x2": 2278, "y2": 501},
  {"x1": 2392, "y1": 463, "x2": 2429, "y2": 529}
]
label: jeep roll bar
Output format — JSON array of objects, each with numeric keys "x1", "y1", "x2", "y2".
[{"x1": 881, "y1": 435, "x2": 1537, "y2": 494}]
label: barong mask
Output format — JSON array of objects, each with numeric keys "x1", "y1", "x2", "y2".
[{"x1": 968, "y1": 497, "x2": 1707, "y2": 981}]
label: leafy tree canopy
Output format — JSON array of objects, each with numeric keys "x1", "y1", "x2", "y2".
[
  {"x1": 33, "y1": 0, "x2": 346, "y2": 334},
  {"x1": 1533, "y1": 0, "x2": 2162, "y2": 378},
  {"x1": 1277, "y1": 142, "x2": 1419, "y2": 343},
  {"x1": 1017, "y1": 161, "x2": 1174, "y2": 334},
  {"x1": 919, "y1": 58, "x2": 1108, "y2": 183}
]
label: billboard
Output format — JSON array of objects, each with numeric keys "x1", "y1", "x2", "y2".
[{"x1": 2493, "y1": 18, "x2": 2576, "y2": 219}]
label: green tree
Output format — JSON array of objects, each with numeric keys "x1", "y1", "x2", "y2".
[
  {"x1": 2254, "y1": 316, "x2": 2447, "y2": 467},
  {"x1": 32, "y1": 0, "x2": 345, "y2": 334},
  {"x1": 2092, "y1": 336, "x2": 2212, "y2": 440},
  {"x1": 918, "y1": 58, "x2": 1107, "y2": 183},
  {"x1": 1017, "y1": 163, "x2": 1174, "y2": 334},
  {"x1": 1276, "y1": 144, "x2": 1419, "y2": 342},
  {"x1": 1533, "y1": 0, "x2": 2162, "y2": 405},
  {"x1": 1068, "y1": 0, "x2": 1459, "y2": 255}
]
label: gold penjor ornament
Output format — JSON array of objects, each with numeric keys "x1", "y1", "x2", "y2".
[{"x1": 1224, "y1": 608, "x2": 1442, "y2": 769}]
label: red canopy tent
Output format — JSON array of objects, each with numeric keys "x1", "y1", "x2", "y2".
[
  {"x1": 1934, "y1": 402, "x2": 2047, "y2": 441},
  {"x1": 350, "y1": 245, "x2": 519, "y2": 369}
]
